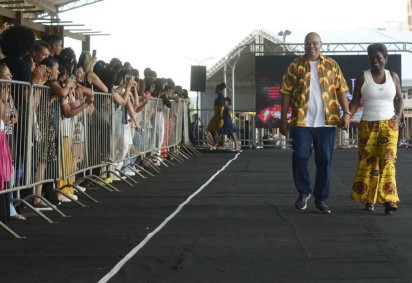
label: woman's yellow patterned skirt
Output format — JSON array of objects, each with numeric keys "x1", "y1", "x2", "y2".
[
  {"x1": 56, "y1": 137, "x2": 75, "y2": 195},
  {"x1": 207, "y1": 106, "x2": 224, "y2": 134},
  {"x1": 351, "y1": 119, "x2": 400, "y2": 205}
]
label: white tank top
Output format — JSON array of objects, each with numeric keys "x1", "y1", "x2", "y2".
[{"x1": 361, "y1": 69, "x2": 396, "y2": 121}]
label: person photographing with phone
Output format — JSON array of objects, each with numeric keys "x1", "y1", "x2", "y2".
[
  {"x1": 111, "y1": 70, "x2": 143, "y2": 176},
  {"x1": 78, "y1": 50, "x2": 108, "y2": 93}
]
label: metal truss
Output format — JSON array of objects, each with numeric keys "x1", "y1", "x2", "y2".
[
  {"x1": 26, "y1": 0, "x2": 57, "y2": 13},
  {"x1": 207, "y1": 29, "x2": 284, "y2": 78},
  {"x1": 275, "y1": 42, "x2": 412, "y2": 54},
  {"x1": 22, "y1": 0, "x2": 102, "y2": 19},
  {"x1": 57, "y1": 0, "x2": 102, "y2": 12}
]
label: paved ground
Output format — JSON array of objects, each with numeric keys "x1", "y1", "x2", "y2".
[{"x1": 0, "y1": 147, "x2": 411, "y2": 283}]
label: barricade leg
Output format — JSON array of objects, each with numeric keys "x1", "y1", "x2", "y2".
[
  {"x1": 167, "y1": 150, "x2": 184, "y2": 163},
  {"x1": 14, "y1": 198, "x2": 56, "y2": 224},
  {"x1": 54, "y1": 186, "x2": 87, "y2": 208},
  {"x1": 135, "y1": 164, "x2": 156, "y2": 177},
  {"x1": 173, "y1": 145, "x2": 190, "y2": 160},
  {"x1": 71, "y1": 185, "x2": 99, "y2": 203},
  {"x1": 79, "y1": 175, "x2": 119, "y2": 192},
  {"x1": 0, "y1": 221, "x2": 25, "y2": 239},
  {"x1": 141, "y1": 157, "x2": 162, "y2": 173}
]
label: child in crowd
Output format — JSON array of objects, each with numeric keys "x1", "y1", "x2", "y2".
[
  {"x1": 0, "y1": 91, "x2": 14, "y2": 222},
  {"x1": 0, "y1": 63, "x2": 25, "y2": 221}
]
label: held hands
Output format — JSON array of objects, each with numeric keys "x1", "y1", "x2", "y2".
[
  {"x1": 85, "y1": 93, "x2": 94, "y2": 105},
  {"x1": 87, "y1": 89, "x2": 95, "y2": 104},
  {"x1": 32, "y1": 65, "x2": 48, "y2": 85},
  {"x1": 66, "y1": 78, "x2": 76, "y2": 89},
  {"x1": 339, "y1": 114, "x2": 351, "y2": 130},
  {"x1": 393, "y1": 114, "x2": 405, "y2": 128}
]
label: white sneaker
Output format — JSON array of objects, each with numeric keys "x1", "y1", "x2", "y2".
[
  {"x1": 122, "y1": 170, "x2": 136, "y2": 176},
  {"x1": 111, "y1": 175, "x2": 126, "y2": 181},
  {"x1": 58, "y1": 194, "x2": 78, "y2": 202},
  {"x1": 122, "y1": 168, "x2": 136, "y2": 176},
  {"x1": 115, "y1": 162, "x2": 123, "y2": 171},
  {"x1": 76, "y1": 186, "x2": 86, "y2": 192},
  {"x1": 58, "y1": 194, "x2": 71, "y2": 202}
]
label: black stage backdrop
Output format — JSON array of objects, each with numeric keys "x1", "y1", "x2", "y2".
[{"x1": 255, "y1": 54, "x2": 402, "y2": 128}]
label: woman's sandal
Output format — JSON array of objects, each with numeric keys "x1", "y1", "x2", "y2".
[
  {"x1": 364, "y1": 202, "x2": 374, "y2": 211},
  {"x1": 11, "y1": 214, "x2": 26, "y2": 221},
  {"x1": 384, "y1": 202, "x2": 398, "y2": 215}
]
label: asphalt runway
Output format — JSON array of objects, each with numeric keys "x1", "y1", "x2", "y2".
[{"x1": 1, "y1": 148, "x2": 411, "y2": 283}]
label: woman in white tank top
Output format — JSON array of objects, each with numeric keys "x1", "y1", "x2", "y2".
[{"x1": 340, "y1": 43, "x2": 404, "y2": 214}]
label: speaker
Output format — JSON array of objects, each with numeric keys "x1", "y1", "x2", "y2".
[{"x1": 190, "y1": 65, "x2": 206, "y2": 92}]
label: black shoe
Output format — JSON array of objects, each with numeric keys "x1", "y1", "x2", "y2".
[
  {"x1": 384, "y1": 202, "x2": 398, "y2": 214},
  {"x1": 295, "y1": 193, "x2": 311, "y2": 210},
  {"x1": 315, "y1": 201, "x2": 331, "y2": 214},
  {"x1": 365, "y1": 202, "x2": 374, "y2": 211}
]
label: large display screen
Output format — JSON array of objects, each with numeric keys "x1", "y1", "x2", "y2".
[{"x1": 255, "y1": 54, "x2": 402, "y2": 128}]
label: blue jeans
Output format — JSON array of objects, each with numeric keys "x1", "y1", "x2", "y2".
[
  {"x1": 124, "y1": 131, "x2": 144, "y2": 167},
  {"x1": 291, "y1": 127, "x2": 336, "y2": 202},
  {"x1": 133, "y1": 130, "x2": 144, "y2": 152}
]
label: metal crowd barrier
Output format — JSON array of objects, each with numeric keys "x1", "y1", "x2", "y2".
[
  {"x1": 190, "y1": 108, "x2": 367, "y2": 150},
  {"x1": 0, "y1": 81, "x2": 192, "y2": 238},
  {"x1": 190, "y1": 109, "x2": 258, "y2": 149}
]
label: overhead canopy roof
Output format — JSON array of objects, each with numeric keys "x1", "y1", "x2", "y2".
[
  {"x1": 0, "y1": 0, "x2": 106, "y2": 39},
  {"x1": 0, "y1": 0, "x2": 102, "y2": 18}
]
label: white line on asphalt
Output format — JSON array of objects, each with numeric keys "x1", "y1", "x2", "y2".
[{"x1": 98, "y1": 152, "x2": 241, "y2": 283}]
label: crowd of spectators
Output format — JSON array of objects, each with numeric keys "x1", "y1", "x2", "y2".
[{"x1": 0, "y1": 23, "x2": 192, "y2": 223}]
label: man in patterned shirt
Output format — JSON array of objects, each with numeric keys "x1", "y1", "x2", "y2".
[{"x1": 280, "y1": 32, "x2": 351, "y2": 213}]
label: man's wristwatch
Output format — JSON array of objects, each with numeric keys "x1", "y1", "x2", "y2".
[{"x1": 343, "y1": 111, "x2": 351, "y2": 116}]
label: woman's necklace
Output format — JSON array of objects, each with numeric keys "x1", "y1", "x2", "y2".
[{"x1": 372, "y1": 71, "x2": 385, "y2": 84}]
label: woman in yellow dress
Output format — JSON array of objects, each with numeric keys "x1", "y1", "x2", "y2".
[
  {"x1": 341, "y1": 43, "x2": 404, "y2": 214},
  {"x1": 207, "y1": 82, "x2": 226, "y2": 147}
]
